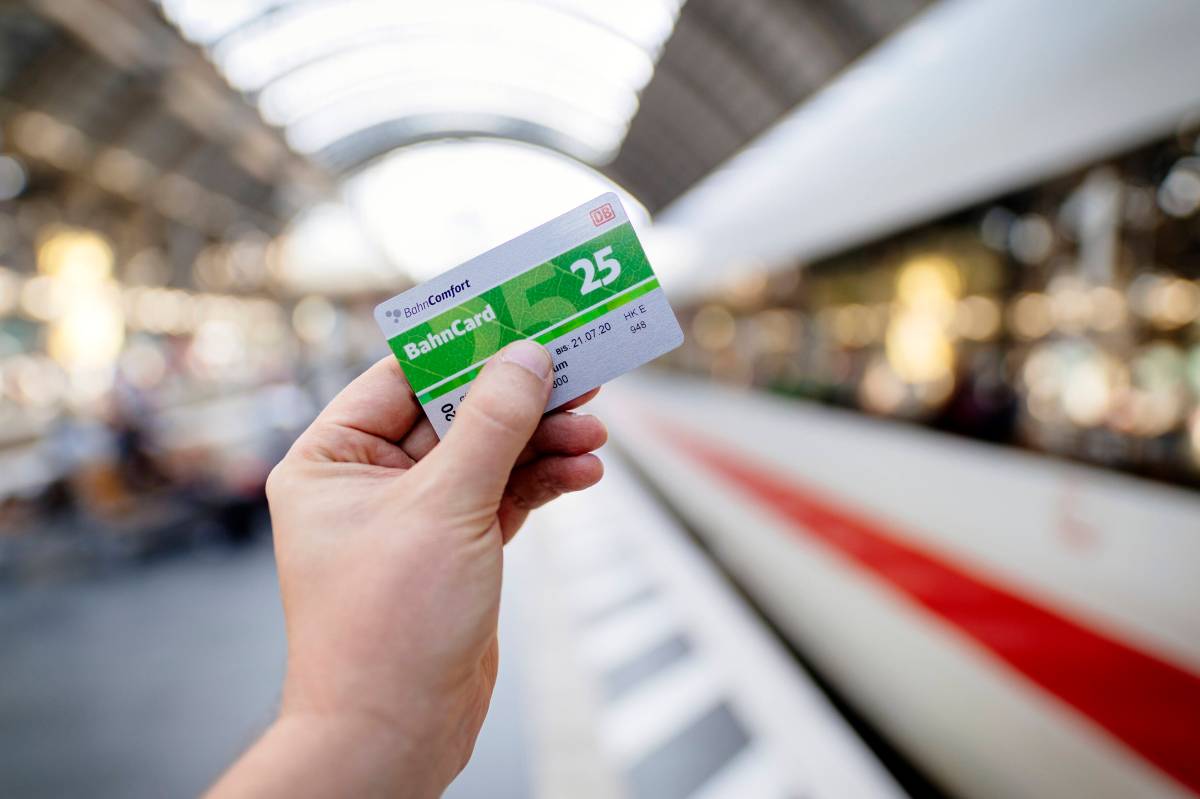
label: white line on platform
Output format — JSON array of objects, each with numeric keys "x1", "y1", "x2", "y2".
[
  {"x1": 566, "y1": 565, "x2": 654, "y2": 620},
  {"x1": 599, "y1": 656, "x2": 723, "y2": 765},
  {"x1": 578, "y1": 595, "x2": 680, "y2": 671},
  {"x1": 689, "y1": 746, "x2": 788, "y2": 799}
]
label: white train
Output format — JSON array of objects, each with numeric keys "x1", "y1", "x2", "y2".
[{"x1": 609, "y1": 374, "x2": 1200, "y2": 799}]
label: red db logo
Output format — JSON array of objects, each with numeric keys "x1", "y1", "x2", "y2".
[{"x1": 590, "y1": 203, "x2": 615, "y2": 226}]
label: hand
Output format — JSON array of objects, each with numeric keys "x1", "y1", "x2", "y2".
[{"x1": 208, "y1": 341, "x2": 605, "y2": 798}]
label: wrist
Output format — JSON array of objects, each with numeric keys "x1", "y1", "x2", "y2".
[
  {"x1": 277, "y1": 656, "x2": 482, "y2": 792},
  {"x1": 260, "y1": 712, "x2": 453, "y2": 799}
]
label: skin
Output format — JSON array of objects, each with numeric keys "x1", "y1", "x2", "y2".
[{"x1": 208, "y1": 341, "x2": 606, "y2": 799}]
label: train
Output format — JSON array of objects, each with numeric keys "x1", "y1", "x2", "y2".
[{"x1": 609, "y1": 374, "x2": 1200, "y2": 799}]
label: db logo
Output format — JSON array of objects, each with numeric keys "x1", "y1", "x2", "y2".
[{"x1": 589, "y1": 203, "x2": 615, "y2": 226}]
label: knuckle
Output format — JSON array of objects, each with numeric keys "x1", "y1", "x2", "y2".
[
  {"x1": 264, "y1": 461, "x2": 290, "y2": 504},
  {"x1": 511, "y1": 465, "x2": 558, "y2": 511}
]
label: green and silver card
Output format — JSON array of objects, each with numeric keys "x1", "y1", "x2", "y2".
[{"x1": 375, "y1": 193, "x2": 684, "y2": 437}]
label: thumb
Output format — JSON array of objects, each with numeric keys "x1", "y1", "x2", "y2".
[{"x1": 422, "y1": 339, "x2": 553, "y2": 504}]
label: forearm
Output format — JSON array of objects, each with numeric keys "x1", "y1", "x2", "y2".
[{"x1": 207, "y1": 714, "x2": 449, "y2": 799}]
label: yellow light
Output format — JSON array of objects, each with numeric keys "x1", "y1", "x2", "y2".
[
  {"x1": 1010, "y1": 292, "x2": 1053, "y2": 340},
  {"x1": 46, "y1": 287, "x2": 125, "y2": 371},
  {"x1": 885, "y1": 311, "x2": 955, "y2": 383},
  {"x1": 832, "y1": 304, "x2": 875, "y2": 348},
  {"x1": 1088, "y1": 286, "x2": 1127, "y2": 332},
  {"x1": 93, "y1": 148, "x2": 155, "y2": 197},
  {"x1": 754, "y1": 309, "x2": 797, "y2": 353},
  {"x1": 35, "y1": 229, "x2": 124, "y2": 371},
  {"x1": 37, "y1": 228, "x2": 114, "y2": 279},
  {"x1": 1048, "y1": 276, "x2": 1091, "y2": 334},
  {"x1": 859, "y1": 356, "x2": 908, "y2": 415},
  {"x1": 954, "y1": 296, "x2": 1002, "y2": 341},
  {"x1": 896, "y1": 255, "x2": 962, "y2": 310},
  {"x1": 728, "y1": 271, "x2": 768, "y2": 307},
  {"x1": 1154, "y1": 279, "x2": 1200, "y2": 329}
]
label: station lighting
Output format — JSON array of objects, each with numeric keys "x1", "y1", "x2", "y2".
[
  {"x1": 1188, "y1": 347, "x2": 1200, "y2": 395},
  {"x1": 753, "y1": 309, "x2": 799, "y2": 354},
  {"x1": 1060, "y1": 348, "x2": 1121, "y2": 428},
  {"x1": 1189, "y1": 409, "x2": 1200, "y2": 463},
  {"x1": 1087, "y1": 286, "x2": 1127, "y2": 332},
  {"x1": 11, "y1": 111, "x2": 89, "y2": 171},
  {"x1": 895, "y1": 255, "x2": 962, "y2": 312},
  {"x1": 37, "y1": 228, "x2": 113, "y2": 279},
  {"x1": 18, "y1": 276, "x2": 59, "y2": 321},
  {"x1": 1009, "y1": 293, "x2": 1054, "y2": 340},
  {"x1": 47, "y1": 296, "x2": 125, "y2": 374},
  {"x1": 859, "y1": 356, "x2": 908, "y2": 415},
  {"x1": 0, "y1": 268, "x2": 18, "y2": 315},
  {"x1": 1152, "y1": 279, "x2": 1200, "y2": 329},
  {"x1": 829, "y1": 304, "x2": 881, "y2": 349},
  {"x1": 1157, "y1": 158, "x2": 1200, "y2": 217},
  {"x1": 691, "y1": 305, "x2": 736, "y2": 352},
  {"x1": 35, "y1": 228, "x2": 125, "y2": 373},
  {"x1": 0, "y1": 155, "x2": 27, "y2": 201},
  {"x1": 1047, "y1": 276, "x2": 1092, "y2": 335},
  {"x1": 117, "y1": 339, "x2": 169, "y2": 391},
  {"x1": 6, "y1": 355, "x2": 69, "y2": 408},
  {"x1": 291, "y1": 296, "x2": 338, "y2": 344},
  {"x1": 190, "y1": 319, "x2": 245, "y2": 375},
  {"x1": 885, "y1": 311, "x2": 954, "y2": 384},
  {"x1": 92, "y1": 148, "x2": 157, "y2": 198},
  {"x1": 953, "y1": 296, "x2": 1002, "y2": 341},
  {"x1": 1008, "y1": 214, "x2": 1055, "y2": 265},
  {"x1": 726, "y1": 272, "x2": 769, "y2": 309},
  {"x1": 886, "y1": 255, "x2": 960, "y2": 384}
]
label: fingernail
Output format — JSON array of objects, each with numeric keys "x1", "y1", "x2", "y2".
[{"x1": 500, "y1": 340, "x2": 551, "y2": 379}]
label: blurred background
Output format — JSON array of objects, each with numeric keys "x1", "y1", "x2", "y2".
[{"x1": 0, "y1": 1, "x2": 1198, "y2": 798}]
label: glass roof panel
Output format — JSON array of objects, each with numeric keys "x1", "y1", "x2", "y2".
[
  {"x1": 157, "y1": 0, "x2": 301, "y2": 42},
  {"x1": 214, "y1": 1, "x2": 657, "y2": 91},
  {"x1": 155, "y1": 0, "x2": 684, "y2": 167},
  {"x1": 256, "y1": 41, "x2": 638, "y2": 129},
  {"x1": 284, "y1": 83, "x2": 628, "y2": 160}
]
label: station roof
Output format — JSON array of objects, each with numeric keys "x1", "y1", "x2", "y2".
[{"x1": 155, "y1": 0, "x2": 928, "y2": 210}]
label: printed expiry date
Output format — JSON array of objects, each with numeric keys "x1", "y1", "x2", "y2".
[{"x1": 553, "y1": 321, "x2": 612, "y2": 355}]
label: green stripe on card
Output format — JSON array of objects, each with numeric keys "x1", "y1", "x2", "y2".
[
  {"x1": 387, "y1": 221, "x2": 655, "y2": 395},
  {"x1": 416, "y1": 278, "x2": 660, "y2": 403}
]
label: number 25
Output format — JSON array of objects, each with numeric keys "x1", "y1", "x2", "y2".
[{"x1": 571, "y1": 246, "x2": 621, "y2": 295}]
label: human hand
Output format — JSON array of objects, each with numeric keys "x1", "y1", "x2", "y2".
[{"x1": 209, "y1": 341, "x2": 605, "y2": 798}]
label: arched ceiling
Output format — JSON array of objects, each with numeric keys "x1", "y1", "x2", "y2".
[
  {"x1": 155, "y1": 0, "x2": 929, "y2": 212},
  {"x1": 157, "y1": 0, "x2": 684, "y2": 168}
]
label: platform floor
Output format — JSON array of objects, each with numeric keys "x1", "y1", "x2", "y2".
[{"x1": 0, "y1": 449, "x2": 901, "y2": 798}]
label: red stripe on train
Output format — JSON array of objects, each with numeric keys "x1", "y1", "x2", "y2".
[{"x1": 655, "y1": 422, "x2": 1200, "y2": 796}]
